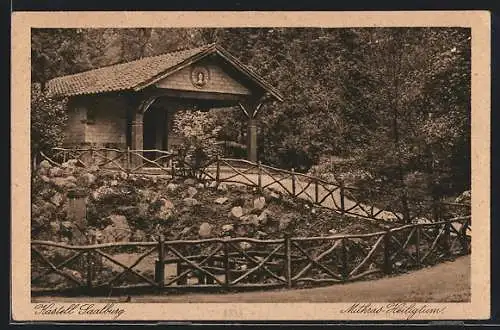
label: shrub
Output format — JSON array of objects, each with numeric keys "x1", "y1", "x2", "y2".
[{"x1": 172, "y1": 109, "x2": 222, "y2": 171}]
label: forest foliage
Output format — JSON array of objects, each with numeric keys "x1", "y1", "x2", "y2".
[{"x1": 31, "y1": 27, "x2": 471, "y2": 208}]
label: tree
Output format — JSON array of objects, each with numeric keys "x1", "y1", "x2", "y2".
[{"x1": 30, "y1": 84, "x2": 68, "y2": 159}]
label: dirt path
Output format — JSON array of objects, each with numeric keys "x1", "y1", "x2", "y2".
[{"x1": 32, "y1": 255, "x2": 470, "y2": 303}]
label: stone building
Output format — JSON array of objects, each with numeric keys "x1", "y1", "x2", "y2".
[{"x1": 47, "y1": 43, "x2": 283, "y2": 163}]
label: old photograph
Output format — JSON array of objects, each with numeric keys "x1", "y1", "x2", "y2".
[{"x1": 11, "y1": 11, "x2": 490, "y2": 321}]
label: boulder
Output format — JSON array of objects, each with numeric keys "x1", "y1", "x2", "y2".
[
  {"x1": 184, "y1": 178, "x2": 197, "y2": 185},
  {"x1": 183, "y1": 197, "x2": 199, "y2": 207},
  {"x1": 39, "y1": 160, "x2": 52, "y2": 170},
  {"x1": 157, "y1": 198, "x2": 174, "y2": 221},
  {"x1": 66, "y1": 176, "x2": 77, "y2": 184},
  {"x1": 240, "y1": 214, "x2": 260, "y2": 226},
  {"x1": 234, "y1": 225, "x2": 248, "y2": 236},
  {"x1": 40, "y1": 175, "x2": 51, "y2": 183},
  {"x1": 214, "y1": 197, "x2": 228, "y2": 205},
  {"x1": 253, "y1": 196, "x2": 266, "y2": 210},
  {"x1": 79, "y1": 172, "x2": 97, "y2": 186},
  {"x1": 198, "y1": 222, "x2": 213, "y2": 238},
  {"x1": 455, "y1": 190, "x2": 471, "y2": 204},
  {"x1": 131, "y1": 229, "x2": 146, "y2": 242},
  {"x1": 257, "y1": 210, "x2": 273, "y2": 225},
  {"x1": 278, "y1": 213, "x2": 295, "y2": 231},
  {"x1": 208, "y1": 181, "x2": 218, "y2": 189},
  {"x1": 229, "y1": 206, "x2": 244, "y2": 220},
  {"x1": 217, "y1": 183, "x2": 228, "y2": 192},
  {"x1": 48, "y1": 167, "x2": 64, "y2": 177},
  {"x1": 50, "y1": 192, "x2": 64, "y2": 207},
  {"x1": 180, "y1": 226, "x2": 192, "y2": 236},
  {"x1": 222, "y1": 224, "x2": 234, "y2": 232},
  {"x1": 166, "y1": 183, "x2": 179, "y2": 192},
  {"x1": 328, "y1": 229, "x2": 337, "y2": 235},
  {"x1": 110, "y1": 179, "x2": 119, "y2": 186},
  {"x1": 49, "y1": 221, "x2": 60, "y2": 234},
  {"x1": 101, "y1": 214, "x2": 132, "y2": 242},
  {"x1": 239, "y1": 241, "x2": 252, "y2": 250},
  {"x1": 186, "y1": 187, "x2": 198, "y2": 198},
  {"x1": 196, "y1": 183, "x2": 205, "y2": 189}
]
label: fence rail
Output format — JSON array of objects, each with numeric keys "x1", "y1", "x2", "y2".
[
  {"x1": 31, "y1": 216, "x2": 471, "y2": 296},
  {"x1": 40, "y1": 148, "x2": 471, "y2": 224}
]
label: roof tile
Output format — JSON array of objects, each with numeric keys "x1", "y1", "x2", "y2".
[{"x1": 47, "y1": 44, "x2": 213, "y2": 97}]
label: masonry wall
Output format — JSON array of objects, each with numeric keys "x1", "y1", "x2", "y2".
[
  {"x1": 64, "y1": 103, "x2": 86, "y2": 145},
  {"x1": 84, "y1": 96, "x2": 128, "y2": 148},
  {"x1": 64, "y1": 95, "x2": 130, "y2": 149}
]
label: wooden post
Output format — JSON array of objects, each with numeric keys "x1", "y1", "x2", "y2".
[
  {"x1": 223, "y1": 241, "x2": 230, "y2": 289},
  {"x1": 216, "y1": 154, "x2": 220, "y2": 185},
  {"x1": 172, "y1": 163, "x2": 176, "y2": 179},
  {"x1": 314, "y1": 180, "x2": 319, "y2": 204},
  {"x1": 444, "y1": 221, "x2": 451, "y2": 257},
  {"x1": 340, "y1": 181, "x2": 345, "y2": 215},
  {"x1": 206, "y1": 258, "x2": 215, "y2": 285},
  {"x1": 247, "y1": 118, "x2": 258, "y2": 163},
  {"x1": 291, "y1": 168, "x2": 296, "y2": 197},
  {"x1": 86, "y1": 250, "x2": 93, "y2": 294},
  {"x1": 176, "y1": 261, "x2": 187, "y2": 285},
  {"x1": 383, "y1": 232, "x2": 392, "y2": 274},
  {"x1": 341, "y1": 238, "x2": 349, "y2": 281},
  {"x1": 126, "y1": 147, "x2": 131, "y2": 173},
  {"x1": 415, "y1": 225, "x2": 421, "y2": 267},
  {"x1": 257, "y1": 161, "x2": 262, "y2": 192},
  {"x1": 284, "y1": 235, "x2": 292, "y2": 288},
  {"x1": 157, "y1": 235, "x2": 165, "y2": 288},
  {"x1": 131, "y1": 112, "x2": 144, "y2": 168}
]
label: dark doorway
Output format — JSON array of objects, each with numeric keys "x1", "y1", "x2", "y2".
[{"x1": 143, "y1": 107, "x2": 166, "y2": 161}]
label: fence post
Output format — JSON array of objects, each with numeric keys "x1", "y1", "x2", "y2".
[
  {"x1": 444, "y1": 221, "x2": 451, "y2": 258},
  {"x1": 257, "y1": 161, "x2": 262, "y2": 192},
  {"x1": 383, "y1": 231, "x2": 392, "y2": 275},
  {"x1": 156, "y1": 235, "x2": 165, "y2": 288},
  {"x1": 172, "y1": 163, "x2": 176, "y2": 179},
  {"x1": 216, "y1": 154, "x2": 220, "y2": 185},
  {"x1": 86, "y1": 237, "x2": 94, "y2": 295},
  {"x1": 223, "y1": 240, "x2": 230, "y2": 290},
  {"x1": 176, "y1": 261, "x2": 187, "y2": 285},
  {"x1": 314, "y1": 180, "x2": 319, "y2": 205},
  {"x1": 415, "y1": 225, "x2": 421, "y2": 267},
  {"x1": 126, "y1": 147, "x2": 131, "y2": 173},
  {"x1": 291, "y1": 168, "x2": 296, "y2": 197},
  {"x1": 340, "y1": 181, "x2": 345, "y2": 215},
  {"x1": 284, "y1": 235, "x2": 292, "y2": 288},
  {"x1": 341, "y1": 238, "x2": 349, "y2": 281}
]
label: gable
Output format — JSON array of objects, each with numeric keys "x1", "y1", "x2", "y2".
[{"x1": 154, "y1": 61, "x2": 252, "y2": 95}]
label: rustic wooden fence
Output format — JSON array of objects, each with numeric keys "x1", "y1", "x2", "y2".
[
  {"x1": 40, "y1": 148, "x2": 470, "y2": 223},
  {"x1": 31, "y1": 216, "x2": 471, "y2": 296}
]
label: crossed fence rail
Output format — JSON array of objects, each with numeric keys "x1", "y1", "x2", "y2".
[
  {"x1": 39, "y1": 148, "x2": 470, "y2": 223},
  {"x1": 31, "y1": 216, "x2": 471, "y2": 296}
]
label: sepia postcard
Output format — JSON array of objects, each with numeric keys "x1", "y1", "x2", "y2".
[{"x1": 11, "y1": 11, "x2": 490, "y2": 322}]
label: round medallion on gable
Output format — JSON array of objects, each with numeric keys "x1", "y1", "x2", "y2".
[{"x1": 190, "y1": 66, "x2": 210, "y2": 89}]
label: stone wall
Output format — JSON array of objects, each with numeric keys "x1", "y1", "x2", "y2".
[{"x1": 64, "y1": 95, "x2": 129, "y2": 149}]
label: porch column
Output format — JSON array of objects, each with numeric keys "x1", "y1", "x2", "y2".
[
  {"x1": 131, "y1": 112, "x2": 143, "y2": 166},
  {"x1": 247, "y1": 118, "x2": 257, "y2": 163}
]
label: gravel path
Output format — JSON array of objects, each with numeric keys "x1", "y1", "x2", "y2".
[{"x1": 32, "y1": 255, "x2": 470, "y2": 303}]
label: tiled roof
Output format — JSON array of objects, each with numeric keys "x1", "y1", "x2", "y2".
[
  {"x1": 47, "y1": 44, "x2": 284, "y2": 101},
  {"x1": 47, "y1": 44, "x2": 213, "y2": 98}
]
